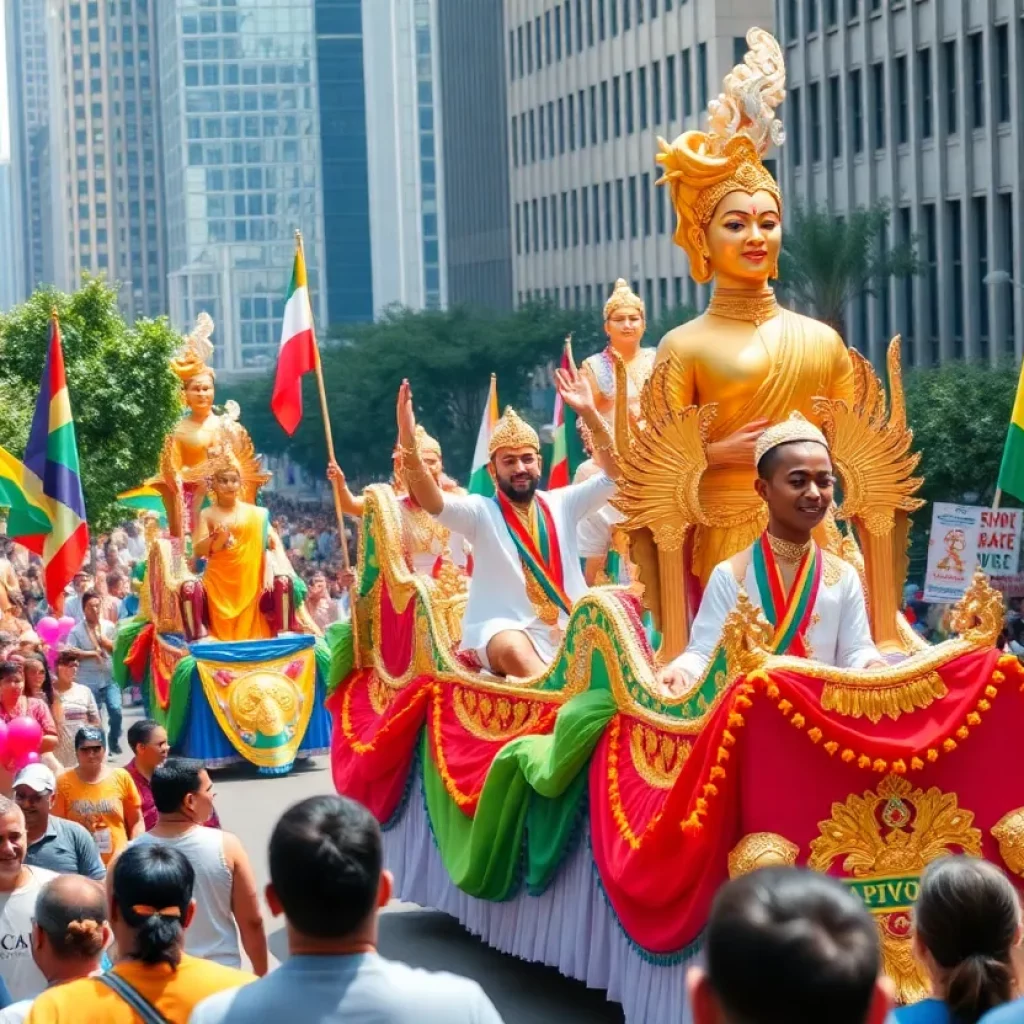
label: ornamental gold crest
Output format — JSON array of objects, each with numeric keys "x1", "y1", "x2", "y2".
[{"x1": 808, "y1": 775, "x2": 982, "y2": 1004}]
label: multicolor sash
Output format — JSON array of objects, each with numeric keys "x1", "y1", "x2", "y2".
[
  {"x1": 495, "y1": 491, "x2": 572, "y2": 617},
  {"x1": 752, "y1": 533, "x2": 823, "y2": 657}
]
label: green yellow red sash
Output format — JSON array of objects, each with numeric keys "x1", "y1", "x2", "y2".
[
  {"x1": 752, "y1": 533, "x2": 822, "y2": 657},
  {"x1": 495, "y1": 491, "x2": 572, "y2": 615}
]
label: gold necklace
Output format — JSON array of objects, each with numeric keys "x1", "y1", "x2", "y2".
[
  {"x1": 401, "y1": 502, "x2": 449, "y2": 554},
  {"x1": 767, "y1": 533, "x2": 812, "y2": 564},
  {"x1": 708, "y1": 289, "x2": 780, "y2": 326}
]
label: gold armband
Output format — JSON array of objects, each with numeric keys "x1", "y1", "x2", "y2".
[{"x1": 588, "y1": 416, "x2": 615, "y2": 454}]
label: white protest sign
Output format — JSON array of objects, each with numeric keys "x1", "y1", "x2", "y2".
[
  {"x1": 923, "y1": 503, "x2": 982, "y2": 603},
  {"x1": 976, "y1": 508, "x2": 1021, "y2": 577}
]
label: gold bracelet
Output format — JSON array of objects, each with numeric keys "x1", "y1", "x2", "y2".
[
  {"x1": 590, "y1": 423, "x2": 615, "y2": 454},
  {"x1": 399, "y1": 443, "x2": 420, "y2": 462}
]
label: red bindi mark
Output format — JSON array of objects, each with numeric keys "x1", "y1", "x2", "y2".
[{"x1": 749, "y1": 205, "x2": 759, "y2": 216}]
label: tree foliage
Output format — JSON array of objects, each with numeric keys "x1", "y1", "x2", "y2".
[
  {"x1": 220, "y1": 300, "x2": 696, "y2": 485},
  {"x1": 778, "y1": 202, "x2": 918, "y2": 338},
  {"x1": 0, "y1": 278, "x2": 182, "y2": 531}
]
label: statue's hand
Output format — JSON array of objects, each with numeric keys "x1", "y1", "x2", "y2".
[{"x1": 707, "y1": 419, "x2": 771, "y2": 469}]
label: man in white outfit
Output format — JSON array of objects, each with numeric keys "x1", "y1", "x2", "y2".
[{"x1": 395, "y1": 367, "x2": 619, "y2": 678}]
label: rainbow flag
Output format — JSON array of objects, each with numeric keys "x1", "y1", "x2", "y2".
[
  {"x1": 21, "y1": 314, "x2": 89, "y2": 605},
  {"x1": 116, "y1": 485, "x2": 167, "y2": 524},
  {"x1": 998, "y1": 360, "x2": 1024, "y2": 503},
  {"x1": 0, "y1": 446, "x2": 52, "y2": 537}
]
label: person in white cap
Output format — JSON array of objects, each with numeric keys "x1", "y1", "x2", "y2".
[
  {"x1": 658, "y1": 413, "x2": 885, "y2": 693},
  {"x1": 14, "y1": 765, "x2": 104, "y2": 881}
]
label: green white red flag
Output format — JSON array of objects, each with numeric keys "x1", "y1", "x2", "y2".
[
  {"x1": 468, "y1": 375, "x2": 499, "y2": 496},
  {"x1": 271, "y1": 240, "x2": 319, "y2": 435},
  {"x1": 547, "y1": 349, "x2": 571, "y2": 489}
]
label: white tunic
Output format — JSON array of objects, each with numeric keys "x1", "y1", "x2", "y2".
[
  {"x1": 436, "y1": 473, "x2": 616, "y2": 658},
  {"x1": 670, "y1": 546, "x2": 882, "y2": 684}
]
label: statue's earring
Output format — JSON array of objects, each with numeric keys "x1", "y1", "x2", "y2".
[{"x1": 770, "y1": 257, "x2": 780, "y2": 280}]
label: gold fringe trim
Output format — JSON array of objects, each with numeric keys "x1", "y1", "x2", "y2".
[{"x1": 820, "y1": 671, "x2": 948, "y2": 724}]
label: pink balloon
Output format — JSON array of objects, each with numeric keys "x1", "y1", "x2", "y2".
[
  {"x1": 35, "y1": 617, "x2": 60, "y2": 645},
  {"x1": 0, "y1": 720, "x2": 10, "y2": 763},
  {"x1": 6, "y1": 716, "x2": 42, "y2": 759},
  {"x1": 57, "y1": 617, "x2": 75, "y2": 640},
  {"x1": 12, "y1": 751, "x2": 40, "y2": 772}
]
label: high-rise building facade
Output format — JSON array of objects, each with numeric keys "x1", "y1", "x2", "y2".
[
  {"x1": 46, "y1": 0, "x2": 167, "y2": 319},
  {"x1": 315, "y1": 0, "x2": 373, "y2": 326},
  {"x1": 0, "y1": 0, "x2": 26, "y2": 310},
  {"x1": 506, "y1": 0, "x2": 774, "y2": 319},
  {"x1": 158, "y1": 0, "x2": 327, "y2": 372},
  {"x1": 437, "y1": 0, "x2": 513, "y2": 310},
  {"x1": 778, "y1": 0, "x2": 1024, "y2": 368}
]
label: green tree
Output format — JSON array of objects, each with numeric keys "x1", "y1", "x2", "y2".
[
  {"x1": 0, "y1": 278, "x2": 182, "y2": 531},
  {"x1": 778, "y1": 202, "x2": 918, "y2": 338}
]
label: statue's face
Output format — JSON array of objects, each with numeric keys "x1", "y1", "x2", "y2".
[
  {"x1": 706, "y1": 190, "x2": 781, "y2": 286},
  {"x1": 604, "y1": 305, "x2": 645, "y2": 348},
  {"x1": 184, "y1": 373, "x2": 215, "y2": 413},
  {"x1": 212, "y1": 468, "x2": 241, "y2": 501}
]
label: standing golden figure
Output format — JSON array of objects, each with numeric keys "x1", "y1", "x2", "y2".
[{"x1": 614, "y1": 28, "x2": 922, "y2": 660}]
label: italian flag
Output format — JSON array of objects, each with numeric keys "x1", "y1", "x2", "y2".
[
  {"x1": 547, "y1": 349, "x2": 571, "y2": 489},
  {"x1": 468, "y1": 374, "x2": 499, "y2": 496},
  {"x1": 271, "y1": 239, "x2": 319, "y2": 436},
  {"x1": 998, "y1": 360, "x2": 1024, "y2": 502}
]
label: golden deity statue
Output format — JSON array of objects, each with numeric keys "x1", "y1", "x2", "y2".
[
  {"x1": 613, "y1": 28, "x2": 923, "y2": 660},
  {"x1": 581, "y1": 280, "x2": 656, "y2": 433},
  {"x1": 150, "y1": 313, "x2": 268, "y2": 541}
]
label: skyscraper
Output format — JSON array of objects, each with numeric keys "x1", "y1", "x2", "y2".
[
  {"x1": 46, "y1": 0, "x2": 167, "y2": 320},
  {"x1": 506, "y1": 0, "x2": 774, "y2": 318},
  {"x1": 158, "y1": 0, "x2": 327, "y2": 372},
  {"x1": 0, "y1": 0, "x2": 25, "y2": 310},
  {"x1": 315, "y1": 0, "x2": 373, "y2": 326},
  {"x1": 437, "y1": 0, "x2": 513, "y2": 311}
]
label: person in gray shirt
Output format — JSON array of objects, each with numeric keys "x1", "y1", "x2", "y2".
[
  {"x1": 188, "y1": 795, "x2": 504, "y2": 1024},
  {"x1": 13, "y1": 764, "x2": 105, "y2": 881}
]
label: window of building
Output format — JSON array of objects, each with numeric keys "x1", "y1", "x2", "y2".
[
  {"x1": 590, "y1": 86, "x2": 598, "y2": 145},
  {"x1": 871, "y1": 62, "x2": 885, "y2": 150},
  {"x1": 682, "y1": 49, "x2": 692, "y2": 117},
  {"x1": 697, "y1": 43, "x2": 708, "y2": 110},
  {"x1": 734, "y1": 37, "x2": 747, "y2": 65},
  {"x1": 616, "y1": 178, "x2": 625, "y2": 238},
  {"x1": 969, "y1": 32, "x2": 984, "y2": 129},
  {"x1": 515, "y1": 204, "x2": 522, "y2": 253},
  {"x1": 593, "y1": 184, "x2": 602, "y2": 242},
  {"x1": 623, "y1": 0, "x2": 631, "y2": 30},
  {"x1": 512, "y1": 116, "x2": 519, "y2": 167},
  {"x1": 639, "y1": 67, "x2": 648, "y2": 129},
  {"x1": 642, "y1": 171, "x2": 651, "y2": 235},
  {"x1": 786, "y1": 0, "x2": 798, "y2": 42},
  {"x1": 825, "y1": 0, "x2": 837, "y2": 28},
  {"x1": 548, "y1": 101, "x2": 556, "y2": 155},
  {"x1": 975, "y1": 196, "x2": 989, "y2": 351},
  {"x1": 898, "y1": 206, "x2": 914, "y2": 345},
  {"x1": 535, "y1": 17, "x2": 543, "y2": 69},
  {"x1": 667, "y1": 55, "x2": 677, "y2": 121},
  {"x1": 601, "y1": 81, "x2": 610, "y2": 140},
  {"x1": 629, "y1": 175, "x2": 638, "y2": 236},
  {"x1": 943, "y1": 40, "x2": 957, "y2": 134},
  {"x1": 895, "y1": 55, "x2": 908, "y2": 145},
  {"x1": 652, "y1": 61, "x2": 661, "y2": 124},
  {"x1": 809, "y1": 81, "x2": 822, "y2": 162},
  {"x1": 948, "y1": 200, "x2": 963, "y2": 345},
  {"x1": 555, "y1": 6, "x2": 562, "y2": 60},
  {"x1": 539, "y1": 105, "x2": 546, "y2": 159},
  {"x1": 610, "y1": 0, "x2": 618, "y2": 35},
  {"x1": 559, "y1": 98, "x2": 566, "y2": 153},
  {"x1": 542, "y1": 196, "x2": 550, "y2": 249},
  {"x1": 828, "y1": 75, "x2": 842, "y2": 158},
  {"x1": 517, "y1": 26, "x2": 524, "y2": 76},
  {"x1": 922, "y1": 202, "x2": 937, "y2": 359},
  {"x1": 598, "y1": 0, "x2": 606, "y2": 41},
  {"x1": 657, "y1": 173, "x2": 667, "y2": 233},
  {"x1": 790, "y1": 87, "x2": 803, "y2": 166},
  {"x1": 999, "y1": 193, "x2": 1015, "y2": 353},
  {"x1": 603, "y1": 182, "x2": 612, "y2": 241},
  {"x1": 521, "y1": 117, "x2": 528, "y2": 164},
  {"x1": 585, "y1": 0, "x2": 593, "y2": 46},
  {"x1": 545, "y1": 10, "x2": 552, "y2": 65},
  {"x1": 568, "y1": 96, "x2": 576, "y2": 151},
  {"x1": 625, "y1": 72, "x2": 634, "y2": 133},
  {"x1": 613, "y1": 76, "x2": 622, "y2": 137},
  {"x1": 561, "y1": 191, "x2": 569, "y2": 248},
  {"x1": 918, "y1": 48, "x2": 933, "y2": 139},
  {"x1": 995, "y1": 24, "x2": 1010, "y2": 125},
  {"x1": 526, "y1": 22, "x2": 533, "y2": 72},
  {"x1": 582, "y1": 187, "x2": 590, "y2": 243},
  {"x1": 806, "y1": 0, "x2": 818, "y2": 34},
  {"x1": 846, "y1": 0, "x2": 859, "y2": 19}
]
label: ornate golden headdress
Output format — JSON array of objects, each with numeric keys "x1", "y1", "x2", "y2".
[
  {"x1": 170, "y1": 312, "x2": 216, "y2": 384},
  {"x1": 603, "y1": 278, "x2": 645, "y2": 321},
  {"x1": 414, "y1": 425, "x2": 442, "y2": 458},
  {"x1": 206, "y1": 447, "x2": 244, "y2": 481},
  {"x1": 488, "y1": 407, "x2": 540, "y2": 457},
  {"x1": 656, "y1": 27, "x2": 786, "y2": 284},
  {"x1": 754, "y1": 412, "x2": 828, "y2": 466}
]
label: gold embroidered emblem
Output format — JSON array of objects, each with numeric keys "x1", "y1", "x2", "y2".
[
  {"x1": 809, "y1": 775, "x2": 982, "y2": 1004},
  {"x1": 991, "y1": 808, "x2": 1024, "y2": 878},
  {"x1": 728, "y1": 832, "x2": 800, "y2": 879},
  {"x1": 452, "y1": 686, "x2": 546, "y2": 741},
  {"x1": 628, "y1": 723, "x2": 691, "y2": 789},
  {"x1": 820, "y1": 670, "x2": 948, "y2": 724}
]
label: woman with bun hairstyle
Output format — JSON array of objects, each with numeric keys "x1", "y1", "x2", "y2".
[
  {"x1": 22, "y1": 844, "x2": 254, "y2": 1024},
  {"x1": 896, "y1": 856, "x2": 1021, "y2": 1023}
]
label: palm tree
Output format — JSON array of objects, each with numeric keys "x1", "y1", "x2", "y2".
[{"x1": 778, "y1": 201, "x2": 918, "y2": 340}]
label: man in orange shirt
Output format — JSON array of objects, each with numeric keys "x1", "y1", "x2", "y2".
[{"x1": 24, "y1": 843, "x2": 254, "y2": 1024}]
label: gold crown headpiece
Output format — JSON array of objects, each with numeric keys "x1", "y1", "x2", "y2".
[
  {"x1": 754, "y1": 412, "x2": 828, "y2": 466},
  {"x1": 170, "y1": 312, "x2": 216, "y2": 383},
  {"x1": 603, "y1": 278, "x2": 645, "y2": 321},
  {"x1": 207, "y1": 447, "x2": 244, "y2": 480},
  {"x1": 656, "y1": 28, "x2": 786, "y2": 284},
  {"x1": 488, "y1": 407, "x2": 540, "y2": 458}
]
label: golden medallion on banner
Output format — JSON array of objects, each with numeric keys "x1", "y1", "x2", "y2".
[{"x1": 809, "y1": 775, "x2": 982, "y2": 1005}]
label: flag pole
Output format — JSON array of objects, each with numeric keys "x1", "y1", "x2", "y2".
[
  {"x1": 993, "y1": 489, "x2": 1003, "y2": 511},
  {"x1": 294, "y1": 230, "x2": 359, "y2": 651}
]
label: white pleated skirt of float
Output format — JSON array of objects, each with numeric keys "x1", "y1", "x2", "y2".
[{"x1": 383, "y1": 776, "x2": 698, "y2": 1024}]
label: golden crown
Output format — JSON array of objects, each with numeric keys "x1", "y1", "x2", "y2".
[
  {"x1": 753, "y1": 412, "x2": 828, "y2": 466},
  {"x1": 603, "y1": 278, "x2": 645, "y2": 321},
  {"x1": 488, "y1": 407, "x2": 540, "y2": 457},
  {"x1": 170, "y1": 312, "x2": 216, "y2": 383}
]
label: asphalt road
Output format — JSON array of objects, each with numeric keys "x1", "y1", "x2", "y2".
[{"x1": 123, "y1": 718, "x2": 623, "y2": 1023}]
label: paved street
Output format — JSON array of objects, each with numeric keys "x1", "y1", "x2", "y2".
[{"x1": 198, "y1": 750, "x2": 624, "y2": 1023}]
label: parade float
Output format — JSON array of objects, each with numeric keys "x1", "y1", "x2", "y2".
[
  {"x1": 113, "y1": 313, "x2": 335, "y2": 774},
  {"x1": 328, "y1": 29, "x2": 1024, "y2": 1024}
]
